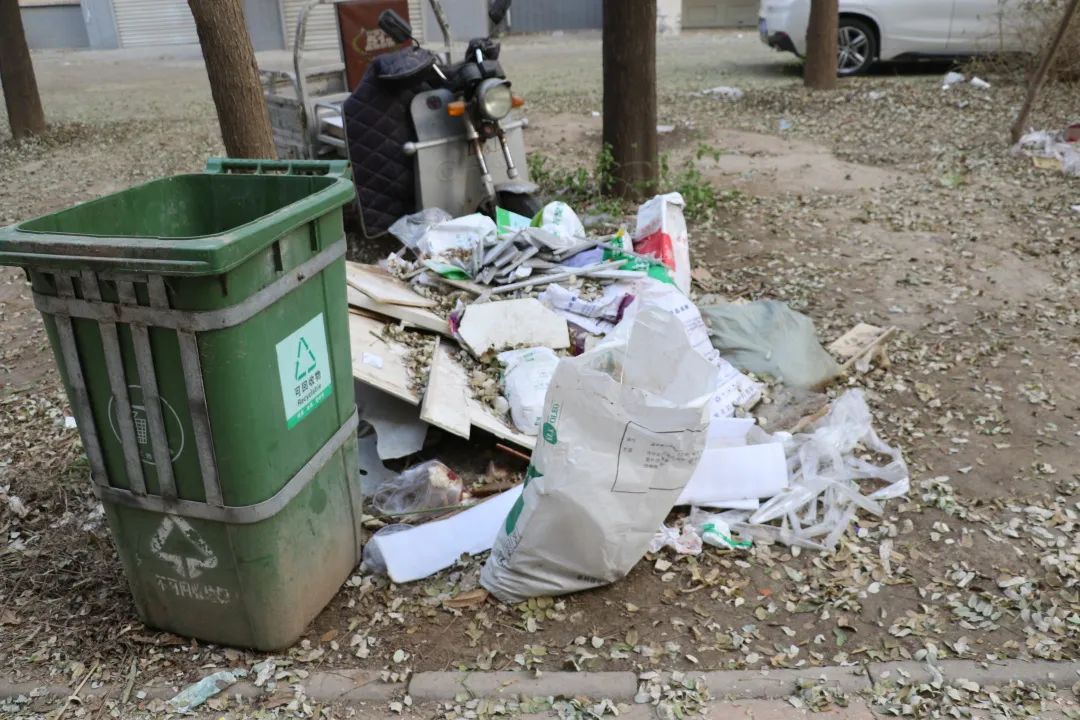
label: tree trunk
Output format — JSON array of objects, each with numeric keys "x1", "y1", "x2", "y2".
[
  {"x1": 188, "y1": 0, "x2": 276, "y2": 158},
  {"x1": 602, "y1": 0, "x2": 657, "y2": 199},
  {"x1": 804, "y1": 0, "x2": 838, "y2": 89},
  {"x1": 0, "y1": 0, "x2": 47, "y2": 139}
]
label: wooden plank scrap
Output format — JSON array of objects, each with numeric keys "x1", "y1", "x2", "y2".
[
  {"x1": 419, "y1": 338, "x2": 472, "y2": 440},
  {"x1": 347, "y1": 286, "x2": 450, "y2": 336},
  {"x1": 829, "y1": 323, "x2": 898, "y2": 374},
  {"x1": 348, "y1": 313, "x2": 419, "y2": 405},
  {"x1": 345, "y1": 262, "x2": 437, "y2": 308}
]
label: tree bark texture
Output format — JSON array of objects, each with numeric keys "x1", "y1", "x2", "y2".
[
  {"x1": 804, "y1": 0, "x2": 839, "y2": 89},
  {"x1": 602, "y1": 0, "x2": 658, "y2": 199},
  {"x1": 0, "y1": 0, "x2": 47, "y2": 139},
  {"x1": 188, "y1": 0, "x2": 277, "y2": 158}
]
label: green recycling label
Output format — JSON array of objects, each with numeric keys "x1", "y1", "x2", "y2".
[{"x1": 276, "y1": 314, "x2": 332, "y2": 428}]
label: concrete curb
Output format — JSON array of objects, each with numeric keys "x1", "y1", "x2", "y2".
[{"x1": 3, "y1": 660, "x2": 1078, "y2": 707}]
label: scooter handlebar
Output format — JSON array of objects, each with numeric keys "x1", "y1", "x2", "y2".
[
  {"x1": 378, "y1": 9, "x2": 414, "y2": 44},
  {"x1": 488, "y1": 0, "x2": 511, "y2": 26}
]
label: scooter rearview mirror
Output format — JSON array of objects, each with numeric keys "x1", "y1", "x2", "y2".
[
  {"x1": 488, "y1": 0, "x2": 511, "y2": 27},
  {"x1": 378, "y1": 10, "x2": 414, "y2": 45}
]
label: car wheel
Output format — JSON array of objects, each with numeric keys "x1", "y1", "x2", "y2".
[{"x1": 837, "y1": 18, "x2": 876, "y2": 76}]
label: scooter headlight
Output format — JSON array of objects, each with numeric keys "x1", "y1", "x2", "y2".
[{"x1": 478, "y1": 79, "x2": 513, "y2": 120}]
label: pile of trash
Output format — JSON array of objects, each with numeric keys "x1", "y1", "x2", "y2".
[
  {"x1": 1013, "y1": 124, "x2": 1080, "y2": 177},
  {"x1": 346, "y1": 192, "x2": 908, "y2": 603}
]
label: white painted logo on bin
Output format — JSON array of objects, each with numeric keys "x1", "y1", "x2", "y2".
[
  {"x1": 150, "y1": 515, "x2": 217, "y2": 579},
  {"x1": 276, "y1": 313, "x2": 333, "y2": 428},
  {"x1": 107, "y1": 385, "x2": 185, "y2": 465}
]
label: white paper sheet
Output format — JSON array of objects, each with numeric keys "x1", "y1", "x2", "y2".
[
  {"x1": 677, "y1": 442, "x2": 788, "y2": 507},
  {"x1": 371, "y1": 485, "x2": 523, "y2": 583}
]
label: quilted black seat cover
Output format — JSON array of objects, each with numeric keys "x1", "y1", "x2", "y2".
[{"x1": 344, "y1": 48, "x2": 437, "y2": 237}]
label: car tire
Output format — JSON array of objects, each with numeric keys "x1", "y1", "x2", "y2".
[{"x1": 837, "y1": 18, "x2": 877, "y2": 76}]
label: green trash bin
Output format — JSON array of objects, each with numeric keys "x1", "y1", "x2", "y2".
[{"x1": 0, "y1": 158, "x2": 362, "y2": 650}]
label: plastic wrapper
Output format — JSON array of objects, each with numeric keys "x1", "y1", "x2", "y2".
[
  {"x1": 371, "y1": 460, "x2": 463, "y2": 517},
  {"x1": 481, "y1": 305, "x2": 719, "y2": 603},
  {"x1": 167, "y1": 669, "x2": 248, "y2": 714},
  {"x1": 633, "y1": 193, "x2": 691, "y2": 294},
  {"x1": 689, "y1": 508, "x2": 753, "y2": 550},
  {"x1": 649, "y1": 523, "x2": 703, "y2": 555},
  {"x1": 731, "y1": 389, "x2": 909, "y2": 550},
  {"x1": 388, "y1": 208, "x2": 453, "y2": 251},
  {"x1": 700, "y1": 300, "x2": 840, "y2": 390},
  {"x1": 498, "y1": 347, "x2": 561, "y2": 435}
]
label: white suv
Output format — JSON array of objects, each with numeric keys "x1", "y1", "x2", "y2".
[{"x1": 759, "y1": 0, "x2": 1025, "y2": 75}]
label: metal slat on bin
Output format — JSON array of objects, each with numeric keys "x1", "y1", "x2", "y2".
[
  {"x1": 147, "y1": 275, "x2": 224, "y2": 508},
  {"x1": 52, "y1": 274, "x2": 109, "y2": 488},
  {"x1": 81, "y1": 272, "x2": 147, "y2": 496},
  {"x1": 116, "y1": 280, "x2": 177, "y2": 500}
]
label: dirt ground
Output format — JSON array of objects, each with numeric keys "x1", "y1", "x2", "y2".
[{"x1": 1, "y1": 30, "x2": 1078, "y2": 718}]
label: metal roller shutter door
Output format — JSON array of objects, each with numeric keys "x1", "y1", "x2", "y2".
[
  {"x1": 113, "y1": 0, "x2": 199, "y2": 47},
  {"x1": 683, "y1": 0, "x2": 758, "y2": 28},
  {"x1": 282, "y1": 0, "x2": 426, "y2": 49}
]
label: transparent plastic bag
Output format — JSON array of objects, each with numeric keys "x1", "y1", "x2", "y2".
[
  {"x1": 738, "y1": 389, "x2": 909, "y2": 550},
  {"x1": 371, "y1": 461, "x2": 463, "y2": 517},
  {"x1": 388, "y1": 208, "x2": 453, "y2": 251}
]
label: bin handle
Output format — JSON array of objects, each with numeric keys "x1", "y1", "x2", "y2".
[{"x1": 204, "y1": 157, "x2": 350, "y2": 178}]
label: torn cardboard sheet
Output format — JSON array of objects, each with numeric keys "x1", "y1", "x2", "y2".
[
  {"x1": 457, "y1": 298, "x2": 570, "y2": 356},
  {"x1": 369, "y1": 485, "x2": 523, "y2": 583},
  {"x1": 356, "y1": 384, "x2": 428, "y2": 460},
  {"x1": 357, "y1": 431, "x2": 395, "y2": 497}
]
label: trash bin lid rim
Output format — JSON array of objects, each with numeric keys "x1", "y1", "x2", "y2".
[{"x1": 0, "y1": 174, "x2": 354, "y2": 276}]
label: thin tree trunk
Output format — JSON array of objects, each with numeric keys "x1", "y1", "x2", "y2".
[
  {"x1": 188, "y1": 0, "x2": 276, "y2": 159},
  {"x1": 602, "y1": 0, "x2": 657, "y2": 199},
  {"x1": 1009, "y1": 0, "x2": 1080, "y2": 143},
  {"x1": 804, "y1": 0, "x2": 838, "y2": 89},
  {"x1": 0, "y1": 0, "x2": 47, "y2": 139}
]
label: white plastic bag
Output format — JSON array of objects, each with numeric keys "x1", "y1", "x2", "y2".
[
  {"x1": 633, "y1": 193, "x2": 691, "y2": 294},
  {"x1": 533, "y1": 201, "x2": 586, "y2": 251},
  {"x1": 498, "y1": 347, "x2": 561, "y2": 435},
  {"x1": 418, "y1": 213, "x2": 497, "y2": 276},
  {"x1": 481, "y1": 306, "x2": 719, "y2": 602}
]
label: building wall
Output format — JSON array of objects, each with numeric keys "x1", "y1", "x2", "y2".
[
  {"x1": 657, "y1": 0, "x2": 683, "y2": 34},
  {"x1": 21, "y1": 4, "x2": 91, "y2": 49},
  {"x1": 682, "y1": 0, "x2": 758, "y2": 28},
  {"x1": 80, "y1": 0, "x2": 120, "y2": 49},
  {"x1": 245, "y1": 0, "x2": 286, "y2": 50}
]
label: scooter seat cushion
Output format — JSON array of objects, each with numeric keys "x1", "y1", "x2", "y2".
[{"x1": 344, "y1": 49, "x2": 434, "y2": 236}]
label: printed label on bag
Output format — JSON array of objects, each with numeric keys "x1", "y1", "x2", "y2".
[
  {"x1": 611, "y1": 421, "x2": 703, "y2": 493},
  {"x1": 276, "y1": 313, "x2": 333, "y2": 428}
]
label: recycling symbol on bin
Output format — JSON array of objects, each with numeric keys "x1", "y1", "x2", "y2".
[
  {"x1": 107, "y1": 385, "x2": 185, "y2": 465},
  {"x1": 150, "y1": 515, "x2": 218, "y2": 579}
]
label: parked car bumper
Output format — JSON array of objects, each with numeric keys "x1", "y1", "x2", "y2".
[{"x1": 763, "y1": 28, "x2": 797, "y2": 54}]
